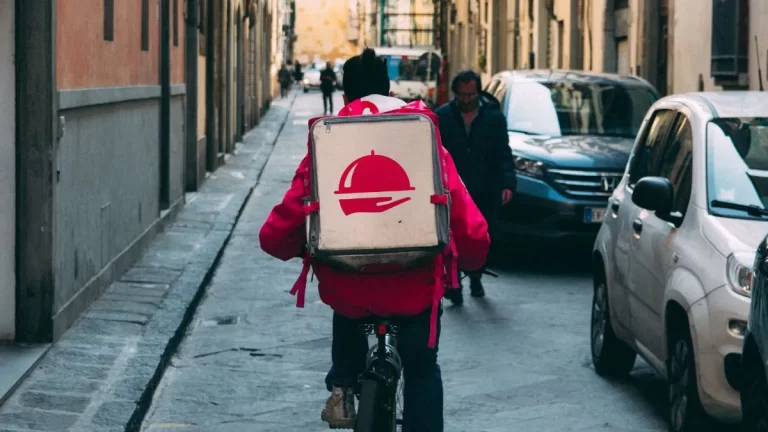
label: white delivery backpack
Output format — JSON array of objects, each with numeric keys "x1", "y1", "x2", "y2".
[{"x1": 304, "y1": 95, "x2": 450, "y2": 273}]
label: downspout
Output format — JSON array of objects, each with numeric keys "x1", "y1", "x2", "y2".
[
  {"x1": 185, "y1": 0, "x2": 199, "y2": 191},
  {"x1": 160, "y1": 0, "x2": 171, "y2": 209},
  {"x1": 205, "y1": 0, "x2": 216, "y2": 171}
]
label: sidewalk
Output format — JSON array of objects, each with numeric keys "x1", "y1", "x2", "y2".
[
  {"x1": 0, "y1": 92, "x2": 297, "y2": 432},
  {"x1": 138, "y1": 91, "x2": 344, "y2": 432}
]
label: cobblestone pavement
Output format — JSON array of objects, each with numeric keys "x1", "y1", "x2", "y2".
[{"x1": 136, "y1": 91, "x2": 737, "y2": 432}]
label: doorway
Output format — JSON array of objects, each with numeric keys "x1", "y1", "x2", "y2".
[{"x1": 0, "y1": 0, "x2": 16, "y2": 341}]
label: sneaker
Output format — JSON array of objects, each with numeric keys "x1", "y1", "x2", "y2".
[
  {"x1": 321, "y1": 386, "x2": 356, "y2": 429},
  {"x1": 469, "y1": 277, "x2": 485, "y2": 298}
]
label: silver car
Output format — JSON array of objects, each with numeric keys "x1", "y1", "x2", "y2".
[{"x1": 591, "y1": 91, "x2": 768, "y2": 431}]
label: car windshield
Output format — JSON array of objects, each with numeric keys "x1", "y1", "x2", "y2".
[
  {"x1": 505, "y1": 81, "x2": 657, "y2": 138},
  {"x1": 707, "y1": 117, "x2": 768, "y2": 219},
  {"x1": 382, "y1": 53, "x2": 440, "y2": 81}
]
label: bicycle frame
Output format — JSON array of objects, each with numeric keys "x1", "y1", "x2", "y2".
[{"x1": 355, "y1": 320, "x2": 403, "y2": 432}]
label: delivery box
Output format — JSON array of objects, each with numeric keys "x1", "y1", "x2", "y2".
[{"x1": 305, "y1": 113, "x2": 450, "y2": 273}]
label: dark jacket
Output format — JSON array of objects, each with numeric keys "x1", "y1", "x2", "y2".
[
  {"x1": 278, "y1": 68, "x2": 292, "y2": 86},
  {"x1": 434, "y1": 91, "x2": 515, "y2": 216},
  {"x1": 320, "y1": 68, "x2": 337, "y2": 93}
]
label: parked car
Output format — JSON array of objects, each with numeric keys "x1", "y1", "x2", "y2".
[
  {"x1": 334, "y1": 59, "x2": 345, "y2": 90},
  {"x1": 484, "y1": 70, "x2": 659, "y2": 242},
  {"x1": 591, "y1": 91, "x2": 768, "y2": 431},
  {"x1": 742, "y1": 234, "x2": 768, "y2": 431},
  {"x1": 302, "y1": 67, "x2": 321, "y2": 93}
]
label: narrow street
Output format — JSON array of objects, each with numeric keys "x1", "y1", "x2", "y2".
[{"x1": 140, "y1": 90, "x2": 672, "y2": 432}]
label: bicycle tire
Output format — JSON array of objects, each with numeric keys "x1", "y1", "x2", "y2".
[{"x1": 354, "y1": 378, "x2": 397, "y2": 432}]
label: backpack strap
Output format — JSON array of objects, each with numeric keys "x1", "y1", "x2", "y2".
[
  {"x1": 290, "y1": 254, "x2": 310, "y2": 308},
  {"x1": 289, "y1": 163, "x2": 319, "y2": 309}
]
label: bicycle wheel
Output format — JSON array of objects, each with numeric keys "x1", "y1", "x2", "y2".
[
  {"x1": 355, "y1": 378, "x2": 397, "y2": 432},
  {"x1": 395, "y1": 376, "x2": 404, "y2": 431}
]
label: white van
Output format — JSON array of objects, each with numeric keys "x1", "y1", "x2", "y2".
[{"x1": 373, "y1": 46, "x2": 441, "y2": 107}]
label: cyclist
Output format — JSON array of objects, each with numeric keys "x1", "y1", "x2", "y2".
[{"x1": 259, "y1": 48, "x2": 490, "y2": 431}]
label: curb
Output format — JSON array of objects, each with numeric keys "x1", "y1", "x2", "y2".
[{"x1": 124, "y1": 92, "x2": 297, "y2": 432}]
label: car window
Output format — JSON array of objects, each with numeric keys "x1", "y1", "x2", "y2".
[
  {"x1": 504, "y1": 81, "x2": 658, "y2": 137},
  {"x1": 493, "y1": 80, "x2": 508, "y2": 106},
  {"x1": 628, "y1": 109, "x2": 679, "y2": 185},
  {"x1": 659, "y1": 116, "x2": 694, "y2": 216},
  {"x1": 706, "y1": 117, "x2": 768, "y2": 219}
]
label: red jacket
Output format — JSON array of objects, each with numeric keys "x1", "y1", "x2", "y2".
[{"x1": 259, "y1": 97, "x2": 490, "y2": 347}]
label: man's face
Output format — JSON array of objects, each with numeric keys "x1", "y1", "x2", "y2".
[{"x1": 455, "y1": 80, "x2": 479, "y2": 113}]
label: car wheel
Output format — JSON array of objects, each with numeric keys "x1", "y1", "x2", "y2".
[
  {"x1": 667, "y1": 322, "x2": 708, "y2": 432},
  {"x1": 591, "y1": 275, "x2": 636, "y2": 377},
  {"x1": 303, "y1": 88, "x2": 309, "y2": 93},
  {"x1": 741, "y1": 351, "x2": 768, "y2": 431}
]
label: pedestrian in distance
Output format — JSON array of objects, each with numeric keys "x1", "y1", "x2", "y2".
[
  {"x1": 258, "y1": 48, "x2": 490, "y2": 431},
  {"x1": 434, "y1": 70, "x2": 516, "y2": 305},
  {"x1": 278, "y1": 63, "x2": 292, "y2": 99},
  {"x1": 320, "y1": 61, "x2": 337, "y2": 114}
]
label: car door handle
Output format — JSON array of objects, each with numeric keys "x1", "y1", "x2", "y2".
[
  {"x1": 632, "y1": 218, "x2": 643, "y2": 235},
  {"x1": 611, "y1": 200, "x2": 620, "y2": 214}
]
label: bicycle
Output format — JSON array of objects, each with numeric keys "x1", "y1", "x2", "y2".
[{"x1": 353, "y1": 269, "x2": 498, "y2": 432}]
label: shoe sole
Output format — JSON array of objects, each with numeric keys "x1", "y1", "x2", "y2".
[{"x1": 321, "y1": 411, "x2": 355, "y2": 429}]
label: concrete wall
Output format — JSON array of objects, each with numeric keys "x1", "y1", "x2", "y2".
[
  {"x1": 0, "y1": 0, "x2": 15, "y2": 341},
  {"x1": 52, "y1": 0, "x2": 187, "y2": 336},
  {"x1": 668, "y1": 0, "x2": 768, "y2": 93}
]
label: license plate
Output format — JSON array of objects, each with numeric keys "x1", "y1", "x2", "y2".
[{"x1": 584, "y1": 207, "x2": 606, "y2": 223}]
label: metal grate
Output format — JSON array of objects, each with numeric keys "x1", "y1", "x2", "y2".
[{"x1": 547, "y1": 168, "x2": 624, "y2": 198}]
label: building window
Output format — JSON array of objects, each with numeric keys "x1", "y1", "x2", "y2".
[
  {"x1": 141, "y1": 0, "x2": 150, "y2": 51},
  {"x1": 615, "y1": 0, "x2": 628, "y2": 10},
  {"x1": 711, "y1": 0, "x2": 749, "y2": 82},
  {"x1": 104, "y1": 0, "x2": 114, "y2": 41},
  {"x1": 173, "y1": 0, "x2": 179, "y2": 46}
]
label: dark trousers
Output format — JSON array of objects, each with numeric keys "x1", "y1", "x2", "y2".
[
  {"x1": 280, "y1": 84, "x2": 289, "y2": 98},
  {"x1": 322, "y1": 90, "x2": 334, "y2": 114},
  {"x1": 325, "y1": 308, "x2": 444, "y2": 432}
]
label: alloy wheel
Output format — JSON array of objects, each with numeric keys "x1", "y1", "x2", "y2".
[
  {"x1": 669, "y1": 338, "x2": 690, "y2": 430},
  {"x1": 591, "y1": 282, "x2": 608, "y2": 359}
]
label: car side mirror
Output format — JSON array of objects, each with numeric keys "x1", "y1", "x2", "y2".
[{"x1": 632, "y1": 176, "x2": 674, "y2": 216}]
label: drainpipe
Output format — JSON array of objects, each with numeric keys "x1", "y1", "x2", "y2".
[
  {"x1": 160, "y1": 0, "x2": 171, "y2": 209},
  {"x1": 205, "y1": 0, "x2": 216, "y2": 171},
  {"x1": 185, "y1": 0, "x2": 199, "y2": 191}
]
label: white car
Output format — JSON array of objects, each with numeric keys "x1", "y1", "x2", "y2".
[
  {"x1": 591, "y1": 91, "x2": 768, "y2": 431},
  {"x1": 302, "y1": 68, "x2": 321, "y2": 92}
]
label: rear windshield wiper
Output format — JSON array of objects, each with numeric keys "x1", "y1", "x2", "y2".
[{"x1": 710, "y1": 199, "x2": 768, "y2": 217}]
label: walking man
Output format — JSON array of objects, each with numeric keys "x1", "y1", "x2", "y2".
[
  {"x1": 320, "y1": 61, "x2": 337, "y2": 115},
  {"x1": 278, "y1": 63, "x2": 292, "y2": 99},
  {"x1": 435, "y1": 70, "x2": 515, "y2": 305}
]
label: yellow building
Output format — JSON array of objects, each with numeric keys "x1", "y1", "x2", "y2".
[{"x1": 294, "y1": 0, "x2": 360, "y2": 64}]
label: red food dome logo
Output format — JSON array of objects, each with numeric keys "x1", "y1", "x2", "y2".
[{"x1": 335, "y1": 150, "x2": 415, "y2": 215}]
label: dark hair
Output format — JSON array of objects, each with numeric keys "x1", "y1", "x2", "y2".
[
  {"x1": 451, "y1": 70, "x2": 482, "y2": 93},
  {"x1": 342, "y1": 48, "x2": 390, "y2": 102}
]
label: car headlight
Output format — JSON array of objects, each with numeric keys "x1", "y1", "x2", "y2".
[
  {"x1": 727, "y1": 252, "x2": 754, "y2": 297},
  {"x1": 513, "y1": 156, "x2": 545, "y2": 178},
  {"x1": 303, "y1": 79, "x2": 309, "y2": 84}
]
